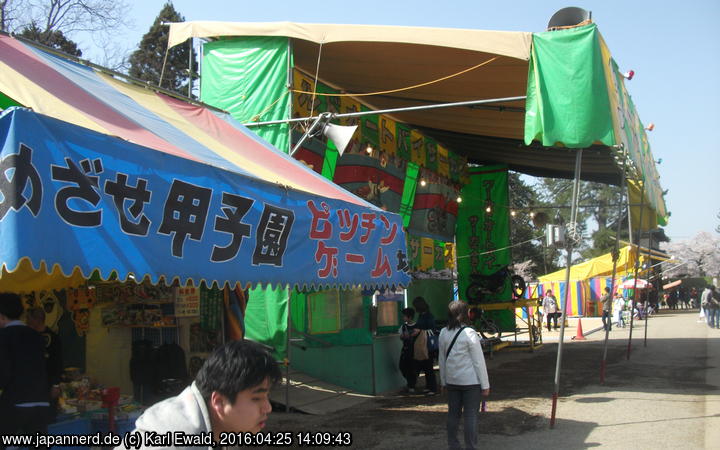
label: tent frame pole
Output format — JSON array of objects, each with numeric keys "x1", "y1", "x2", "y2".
[
  {"x1": 600, "y1": 152, "x2": 627, "y2": 383},
  {"x1": 244, "y1": 96, "x2": 527, "y2": 127},
  {"x1": 626, "y1": 181, "x2": 646, "y2": 360},
  {"x1": 550, "y1": 149, "x2": 583, "y2": 429}
]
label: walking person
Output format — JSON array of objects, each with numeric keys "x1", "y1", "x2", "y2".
[
  {"x1": 542, "y1": 290, "x2": 560, "y2": 331},
  {"x1": 703, "y1": 286, "x2": 719, "y2": 329},
  {"x1": 700, "y1": 286, "x2": 711, "y2": 323},
  {"x1": 438, "y1": 301, "x2": 490, "y2": 450},
  {"x1": 26, "y1": 308, "x2": 64, "y2": 421},
  {"x1": 398, "y1": 307, "x2": 418, "y2": 394},
  {"x1": 412, "y1": 296, "x2": 438, "y2": 395},
  {"x1": 613, "y1": 292, "x2": 626, "y2": 328},
  {"x1": 0, "y1": 293, "x2": 52, "y2": 443},
  {"x1": 600, "y1": 287, "x2": 612, "y2": 331}
]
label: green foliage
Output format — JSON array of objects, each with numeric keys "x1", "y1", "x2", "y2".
[
  {"x1": 18, "y1": 22, "x2": 82, "y2": 56},
  {"x1": 508, "y1": 172, "x2": 558, "y2": 277},
  {"x1": 535, "y1": 178, "x2": 627, "y2": 260},
  {"x1": 128, "y1": 2, "x2": 196, "y2": 97}
]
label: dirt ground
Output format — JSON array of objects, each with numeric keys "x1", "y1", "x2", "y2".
[{"x1": 263, "y1": 310, "x2": 719, "y2": 449}]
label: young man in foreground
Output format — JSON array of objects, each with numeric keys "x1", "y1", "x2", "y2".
[{"x1": 122, "y1": 339, "x2": 281, "y2": 449}]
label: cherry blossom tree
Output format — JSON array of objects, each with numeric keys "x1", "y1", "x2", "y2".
[{"x1": 661, "y1": 231, "x2": 720, "y2": 278}]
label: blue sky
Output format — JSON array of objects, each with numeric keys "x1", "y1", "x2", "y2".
[{"x1": 79, "y1": 0, "x2": 720, "y2": 241}]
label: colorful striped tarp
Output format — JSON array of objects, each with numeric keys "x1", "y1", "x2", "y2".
[
  {"x1": 0, "y1": 35, "x2": 372, "y2": 209},
  {"x1": 0, "y1": 34, "x2": 411, "y2": 290}
]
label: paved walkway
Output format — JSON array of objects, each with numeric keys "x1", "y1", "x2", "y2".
[
  {"x1": 485, "y1": 309, "x2": 720, "y2": 449},
  {"x1": 265, "y1": 309, "x2": 719, "y2": 449}
]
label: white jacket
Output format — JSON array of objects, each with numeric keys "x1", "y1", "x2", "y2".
[
  {"x1": 116, "y1": 382, "x2": 214, "y2": 450},
  {"x1": 438, "y1": 326, "x2": 490, "y2": 389}
]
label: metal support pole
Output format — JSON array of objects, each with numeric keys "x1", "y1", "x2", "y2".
[
  {"x1": 289, "y1": 113, "x2": 330, "y2": 157},
  {"x1": 188, "y1": 39, "x2": 193, "y2": 98},
  {"x1": 550, "y1": 149, "x2": 583, "y2": 429},
  {"x1": 244, "y1": 96, "x2": 527, "y2": 127},
  {"x1": 600, "y1": 159, "x2": 627, "y2": 384},
  {"x1": 626, "y1": 182, "x2": 646, "y2": 360},
  {"x1": 285, "y1": 289, "x2": 291, "y2": 413}
]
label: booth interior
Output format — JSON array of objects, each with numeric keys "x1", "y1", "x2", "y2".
[{"x1": 1, "y1": 268, "x2": 236, "y2": 436}]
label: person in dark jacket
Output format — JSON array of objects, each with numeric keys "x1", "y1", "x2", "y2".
[
  {"x1": 0, "y1": 292, "x2": 51, "y2": 440},
  {"x1": 27, "y1": 307, "x2": 64, "y2": 420},
  {"x1": 412, "y1": 296, "x2": 438, "y2": 395},
  {"x1": 398, "y1": 307, "x2": 418, "y2": 394}
]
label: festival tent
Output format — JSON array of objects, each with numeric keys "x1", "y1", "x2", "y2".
[
  {"x1": 167, "y1": 19, "x2": 669, "y2": 337},
  {"x1": 530, "y1": 245, "x2": 670, "y2": 316},
  {"x1": 0, "y1": 34, "x2": 411, "y2": 292},
  {"x1": 167, "y1": 20, "x2": 668, "y2": 228}
]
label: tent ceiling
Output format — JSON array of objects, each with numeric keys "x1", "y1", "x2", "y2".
[
  {"x1": 291, "y1": 38, "x2": 620, "y2": 184},
  {"x1": 168, "y1": 21, "x2": 629, "y2": 184}
]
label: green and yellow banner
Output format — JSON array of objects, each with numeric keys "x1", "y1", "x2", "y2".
[{"x1": 456, "y1": 165, "x2": 514, "y2": 331}]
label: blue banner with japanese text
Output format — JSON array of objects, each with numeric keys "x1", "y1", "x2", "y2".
[{"x1": 0, "y1": 109, "x2": 410, "y2": 289}]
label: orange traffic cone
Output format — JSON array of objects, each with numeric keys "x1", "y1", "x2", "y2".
[{"x1": 572, "y1": 318, "x2": 586, "y2": 340}]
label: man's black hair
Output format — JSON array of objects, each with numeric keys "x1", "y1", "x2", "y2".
[
  {"x1": 401, "y1": 307, "x2": 415, "y2": 318},
  {"x1": 0, "y1": 292, "x2": 23, "y2": 320},
  {"x1": 196, "y1": 340, "x2": 281, "y2": 405}
]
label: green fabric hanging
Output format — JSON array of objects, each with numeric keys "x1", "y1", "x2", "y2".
[
  {"x1": 201, "y1": 37, "x2": 292, "y2": 152},
  {"x1": 399, "y1": 162, "x2": 420, "y2": 228},
  {"x1": 321, "y1": 140, "x2": 339, "y2": 180},
  {"x1": 525, "y1": 24, "x2": 614, "y2": 148},
  {"x1": 244, "y1": 285, "x2": 289, "y2": 360}
]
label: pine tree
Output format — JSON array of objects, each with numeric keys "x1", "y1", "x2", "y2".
[
  {"x1": 128, "y1": 2, "x2": 195, "y2": 97},
  {"x1": 18, "y1": 22, "x2": 82, "y2": 56}
]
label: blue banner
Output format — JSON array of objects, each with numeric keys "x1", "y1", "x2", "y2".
[{"x1": 0, "y1": 109, "x2": 410, "y2": 289}]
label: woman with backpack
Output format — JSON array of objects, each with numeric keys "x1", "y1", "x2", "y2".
[
  {"x1": 438, "y1": 301, "x2": 490, "y2": 450},
  {"x1": 412, "y1": 296, "x2": 438, "y2": 395}
]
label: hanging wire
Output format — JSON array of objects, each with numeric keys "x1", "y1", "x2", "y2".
[
  {"x1": 456, "y1": 234, "x2": 544, "y2": 260},
  {"x1": 290, "y1": 56, "x2": 499, "y2": 97},
  {"x1": 247, "y1": 91, "x2": 290, "y2": 123}
]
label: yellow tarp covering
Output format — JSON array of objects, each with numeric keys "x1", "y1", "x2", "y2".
[
  {"x1": 0, "y1": 258, "x2": 87, "y2": 293},
  {"x1": 539, "y1": 246, "x2": 643, "y2": 282}
]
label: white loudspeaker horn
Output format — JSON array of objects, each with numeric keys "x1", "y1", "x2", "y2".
[{"x1": 323, "y1": 123, "x2": 358, "y2": 156}]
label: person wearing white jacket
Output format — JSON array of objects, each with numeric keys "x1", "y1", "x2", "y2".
[{"x1": 438, "y1": 301, "x2": 490, "y2": 450}]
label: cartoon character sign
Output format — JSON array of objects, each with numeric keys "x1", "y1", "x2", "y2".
[
  {"x1": 21, "y1": 290, "x2": 63, "y2": 332},
  {"x1": 66, "y1": 287, "x2": 97, "y2": 335}
]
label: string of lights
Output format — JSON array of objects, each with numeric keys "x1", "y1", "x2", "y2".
[{"x1": 456, "y1": 234, "x2": 545, "y2": 260}]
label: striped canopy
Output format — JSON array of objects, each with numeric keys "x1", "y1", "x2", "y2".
[
  {"x1": 0, "y1": 34, "x2": 410, "y2": 290},
  {"x1": 0, "y1": 34, "x2": 369, "y2": 207}
]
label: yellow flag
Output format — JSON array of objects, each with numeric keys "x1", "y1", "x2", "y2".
[{"x1": 410, "y1": 130, "x2": 426, "y2": 166}]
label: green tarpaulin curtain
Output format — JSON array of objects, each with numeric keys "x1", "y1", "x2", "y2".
[
  {"x1": 525, "y1": 23, "x2": 614, "y2": 149},
  {"x1": 201, "y1": 36, "x2": 293, "y2": 359},
  {"x1": 456, "y1": 166, "x2": 514, "y2": 331},
  {"x1": 201, "y1": 36, "x2": 292, "y2": 152}
]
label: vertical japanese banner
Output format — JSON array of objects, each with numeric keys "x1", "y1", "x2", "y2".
[
  {"x1": 379, "y1": 117, "x2": 396, "y2": 157},
  {"x1": 200, "y1": 283, "x2": 223, "y2": 331},
  {"x1": 419, "y1": 237, "x2": 434, "y2": 270},
  {"x1": 410, "y1": 130, "x2": 426, "y2": 167},
  {"x1": 175, "y1": 286, "x2": 200, "y2": 317},
  {"x1": 437, "y1": 144, "x2": 450, "y2": 178},
  {"x1": 424, "y1": 137, "x2": 438, "y2": 173},
  {"x1": 433, "y1": 240, "x2": 446, "y2": 271},
  {"x1": 396, "y1": 123, "x2": 412, "y2": 161},
  {"x1": 360, "y1": 105, "x2": 379, "y2": 152},
  {"x1": 293, "y1": 69, "x2": 316, "y2": 119},
  {"x1": 456, "y1": 165, "x2": 514, "y2": 331}
]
